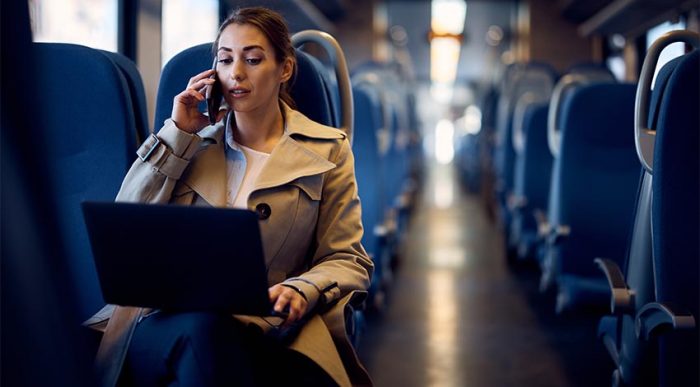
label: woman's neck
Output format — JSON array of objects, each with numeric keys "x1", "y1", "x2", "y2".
[{"x1": 232, "y1": 101, "x2": 284, "y2": 154}]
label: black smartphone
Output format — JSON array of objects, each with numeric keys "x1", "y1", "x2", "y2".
[{"x1": 205, "y1": 57, "x2": 222, "y2": 126}]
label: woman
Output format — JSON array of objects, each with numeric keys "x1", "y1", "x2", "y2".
[{"x1": 90, "y1": 7, "x2": 373, "y2": 387}]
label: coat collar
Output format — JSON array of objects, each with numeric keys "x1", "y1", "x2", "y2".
[{"x1": 183, "y1": 103, "x2": 344, "y2": 206}]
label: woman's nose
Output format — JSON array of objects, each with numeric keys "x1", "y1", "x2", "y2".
[{"x1": 230, "y1": 61, "x2": 244, "y2": 81}]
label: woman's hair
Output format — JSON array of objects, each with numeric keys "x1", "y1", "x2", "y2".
[{"x1": 214, "y1": 7, "x2": 297, "y2": 108}]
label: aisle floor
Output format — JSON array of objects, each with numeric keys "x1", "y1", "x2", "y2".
[{"x1": 357, "y1": 163, "x2": 612, "y2": 387}]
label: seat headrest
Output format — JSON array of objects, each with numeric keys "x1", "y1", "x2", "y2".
[{"x1": 559, "y1": 82, "x2": 637, "y2": 148}]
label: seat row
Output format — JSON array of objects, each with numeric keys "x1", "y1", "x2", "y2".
[{"x1": 457, "y1": 30, "x2": 698, "y2": 386}]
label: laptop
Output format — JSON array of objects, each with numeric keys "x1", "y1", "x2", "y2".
[{"x1": 81, "y1": 201, "x2": 272, "y2": 316}]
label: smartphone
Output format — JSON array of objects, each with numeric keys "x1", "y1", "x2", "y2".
[{"x1": 205, "y1": 57, "x2": 223, "y2": 126}]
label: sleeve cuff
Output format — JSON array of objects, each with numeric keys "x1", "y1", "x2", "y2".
[{"x1": 158, "y1": 119, "x2": 202, "y2": 159}]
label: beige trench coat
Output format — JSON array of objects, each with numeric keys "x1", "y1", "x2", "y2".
[{"x1": 91, "y1": 104, "x2": 374, "y2": 387}]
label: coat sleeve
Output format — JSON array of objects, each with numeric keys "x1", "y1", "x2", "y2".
[
  {"x1": 283, "y1": 138, "x2": 374, "y2": 311},
  {"x1": 116, "y1": 120, "x2": 202, "y2": 203}
]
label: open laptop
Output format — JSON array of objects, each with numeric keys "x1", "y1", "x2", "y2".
[{"x1": 81, "y1": 201, "x2": 272, "y2": 316}]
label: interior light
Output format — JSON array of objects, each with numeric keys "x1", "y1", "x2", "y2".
[
  {"x1": 431, "y1": 0, "x2": 467, "y2": 35},
  {"x1": 429, "y1": 0, "x2": 467, "y2": 100}
]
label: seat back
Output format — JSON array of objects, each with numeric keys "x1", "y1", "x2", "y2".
[
  {"x1": 2, "y1": 5, "x2": 95, "y2": 384},
  {"x1": 100, "y1": 50, "x2": 150, "y2": 144},
  {"x1": 651, "y1": 49, "x2": 699, "y2": 387},
  {"x1": 154, "y1": 42, "x2": 336, "y2": 132},
  {"x1": 493, "y1": 63, "x2": 556, "y2": 233},
  {"x1": 153, "y1": 43, "x2": 212, "y2": 131},
  {"x1": 33, "y1": 43, "x2": 138, "y2": 320},
  {"x1": 352, "y1": 84, "x2": 384, "y2": 258},
  {"x1": 545, "y1": 83, "x2": 640, "y2": 311}
]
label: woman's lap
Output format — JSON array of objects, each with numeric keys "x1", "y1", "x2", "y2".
[{"x1": 119, "y1": 311, "x2": 335, "y2": 387}]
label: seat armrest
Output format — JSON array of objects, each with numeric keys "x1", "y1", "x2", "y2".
[
  {"x1": 635, "y1": 302, "x2": 696, "y2": 340},
  {"x1": 546, "y1": 224, "x2": 570, "y2": 245},
  {"x1": 533, "y1": 209, "x2": 550, "y2": 237},
  {"x1": 594, "y1": 258, "x2": 635, "y2": 314},
  {"x1": 507, "y1": 194, "x2": 528, "y2": 212}
]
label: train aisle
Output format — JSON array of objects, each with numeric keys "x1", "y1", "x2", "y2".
[{"x1": 358, "y1": 162, "x2": 612, "y2": 387}]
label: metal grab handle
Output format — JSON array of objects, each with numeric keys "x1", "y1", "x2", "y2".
[
  {"x1": 512, "y1": 92, "x2": 544, "y2": 154},
  {"x1": 292, "y1": 30, "x2": 354, "y2": 143},
  {"x1": 635, "y1": 30, "x2": 699, "y2": 173},
  {"x1": 547, "y1": 73, "x2": 603, "y2": 157}
]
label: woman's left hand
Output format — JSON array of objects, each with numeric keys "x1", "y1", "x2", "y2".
[{"x1": 269, "y1": 284, "x2": 308, "y2": 325}]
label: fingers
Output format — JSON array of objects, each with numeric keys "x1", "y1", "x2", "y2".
[
  {"x1": 187, "y1": 69, "x2": 216, "y2": 88},
  {"x1": 187, "y1": 77, "x2": 216, "y2": 95},
  {"x1": 269, "y1": 285, "x2": 308, "y2": 325}
]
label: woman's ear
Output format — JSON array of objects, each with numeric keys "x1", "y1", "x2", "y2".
[{"x1": 280, "y1": 57, "x2": 294, "y2": 83}]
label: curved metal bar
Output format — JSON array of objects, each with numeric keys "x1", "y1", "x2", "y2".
[
  {"x1": 546, "y1": 73, "x2": 602, "y2": 157},
  {"x1": 292, "y1": 30, "x2": 354, "y2": 143},
  {"x1": 545, "y1": 70, "x2": 613, "y2": 158},
  {"x1": 635, "y1": 30, "x2": 699, "y2": 172},
  {"x1": 351, "y1": 72, "x2": 393, "y2": 156},
  {"x1": 512, "y1": 92, "x2": 544, "y2": 154}
]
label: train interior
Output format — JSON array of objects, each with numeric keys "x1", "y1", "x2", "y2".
[{"x1": 2, "y1": 0, "x2": 699, "y2": 386}]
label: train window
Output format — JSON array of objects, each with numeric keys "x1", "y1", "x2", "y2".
[
  {"x1": 646, "y1": 20, "x2": 686, "y2": 87},
  {"x1": 606, "y1": 34, "x2": 626, "y2": 81},
  {"x1": 29, "y1": 0, "x2": 118, "y2": 51},
  {"x1": 161, "y1": 0, "x2": 218, "y2": 67}
]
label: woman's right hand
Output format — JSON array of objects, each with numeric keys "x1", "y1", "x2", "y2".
[{"x1": 171, "y1": 69, "x2": 227, "y2": 134}]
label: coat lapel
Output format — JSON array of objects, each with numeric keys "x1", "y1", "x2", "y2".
[
  {"x1": 253, "y1": 134, "x2": 336, "y2": 191},
  {"x1": 182, "y1": 104, "x2": 346, "y2": 205},
  {"x1": 253, "y1": 105, "x2": 345, "y2": 192},
  {"x1": 182, "y1": 125, "x2": 227, "y2": 207}
]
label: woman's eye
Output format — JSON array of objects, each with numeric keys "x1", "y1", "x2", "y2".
[
  {"x1": 217, "y1": 58, "x2": 233, "y2": 64},
  {"x1": 246, "y1": 58, "x2": 262, "y2": 65}
]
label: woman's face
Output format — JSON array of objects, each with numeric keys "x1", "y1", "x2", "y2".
[{"x1": 216, "y1": 23, "x2": 292, "y2": 115}]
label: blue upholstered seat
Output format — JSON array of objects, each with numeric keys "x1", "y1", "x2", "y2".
[
  {"x1": 595, "y1": 53, "x2": 685, "y2": 387},
  {"x1": 154, "y1": 42, "x2": 335, "y2": 132},
  {"x1": 509, "y1": 103, "x2": 552, "y2": 261},
  {"x1": 352, "y1": 84, "x2": 387, "y2": 310},
  {"x1": 33, "y1": 43, "x2": 138, "y2": 320},
  {"x1": 100, "y1": 50, "x2": 150, "y2": 144},
  {"x1": 540, "y1": 82, "x2": 640, "y2": 313},
  {"x1": 493, "y1": 63, "x2": 557, "y2": 257},
  {"x1": 645, "y1": 49, "x2": 699, "y2": 387}
]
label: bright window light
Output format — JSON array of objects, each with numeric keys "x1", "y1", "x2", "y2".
[
  {"x1": 30, "y1": 0, "x2": 118, "y2": 51},
  {"x1": 646, "y1": 20, "x2": 687, "y2": 88},
  {"x1": 435, "y1": 119, "x2": 455, "y2": 164},
  {"x1": 162, "y1": 0, "x2": 219, "y2": 67},
  {"x1": 431, "y1": 0, "x2": 467, "y2": 35}
]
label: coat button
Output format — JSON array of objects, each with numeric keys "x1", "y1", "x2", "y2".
[{"x1": 255, "y1": 203, "x2": 271, "y2": 220}]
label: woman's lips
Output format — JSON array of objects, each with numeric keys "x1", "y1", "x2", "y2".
[{"x1": 229, "y1": 87, "x2": 250, "y2": 98}]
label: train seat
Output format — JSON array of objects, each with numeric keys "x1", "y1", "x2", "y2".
[
  {"x1": 595, "y1": 51, "x2": 686, "y2": 387},
  {"x1": 153, "y1": 43, "x2": 336, "y2": 132},
  {"x1": 493, "y1": 62, "x2": 557, "y2": 258},
  {"x1": 33, "y1": 42, "x2": 139, "y2": 320},
  {"x1": 539, "y1": 82, "x2": 640, "y2": 313},
  {"x1": 100, "y1": 50, "x2": 150, "y2": 145},
  {"x1": 509, "y1": 103, "x2": 551, "y2": 262},
  {"x1": 509, "y1": 65, "x2": 616, "y2": 263},
  {"x1": 641, "y1": 48, "x2": 699, "y2": 387},
  {"x1": 352, "y1": 83, "x2": 389, "y2": 312}
]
